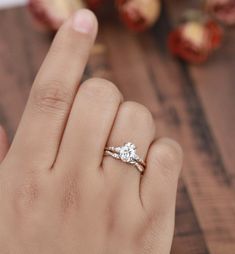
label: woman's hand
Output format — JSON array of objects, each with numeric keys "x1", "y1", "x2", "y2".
[
  {"x1": 0, "y1": 126, "x2": 8, "y2": 161},
  {"x1": 0, "y1": 9, "x2": 183, "y2": 254}
]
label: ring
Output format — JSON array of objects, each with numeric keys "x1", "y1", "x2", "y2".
[{"x1": 104, "y1": 142, "x2": 146, "y2": 174}]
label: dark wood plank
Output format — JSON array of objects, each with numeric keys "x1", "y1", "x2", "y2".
[{"x1": 162, "y1": 1, "x2": 235, "y2": 253}]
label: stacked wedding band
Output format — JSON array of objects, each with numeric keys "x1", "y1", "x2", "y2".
[{"x1": 104, "y1": 142, "x2": 146, "y2": 174}]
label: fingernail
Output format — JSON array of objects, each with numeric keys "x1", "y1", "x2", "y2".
[{"x1": 73, "y1": 9, "x2": 95, "y2": 34}]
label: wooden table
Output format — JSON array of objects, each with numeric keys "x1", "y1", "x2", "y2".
[{"x1": 0, "y1": 2, "x2": 235, "y2": 254}]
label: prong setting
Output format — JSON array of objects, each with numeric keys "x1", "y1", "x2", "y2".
[{"x1": 104, "y1": 142, "x2": 146, "y2": 174}]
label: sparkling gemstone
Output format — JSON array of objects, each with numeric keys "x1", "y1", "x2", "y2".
[{"x1": 119, "y1": 143, "x2": 136, "y2": 163}]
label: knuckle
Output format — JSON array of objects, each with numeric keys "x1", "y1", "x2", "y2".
[
  {"x1": 122, "y1": 101, "x2": 155, "y2": 128},
  {"x1": 152, "y1": 138, "x2": 183, "y2": 178},
  {"x1": 80, "y1": 78, "x2": 123, "y2": 104},
  {"x1": 60, "y1": 174, "x2": 80, "y2": 212},
  {"x1": 13, "y1": 178, "x2": 40, "y2": 213},
  {"x1": 163, "y1": 138, "x2": 183, "y2": 160},
  {"x1": 32, "y1": 81, "x2": 71, "y2": 113},
  {"x1": 124, "y1": 101, "x2": 153, "y2": 120}
]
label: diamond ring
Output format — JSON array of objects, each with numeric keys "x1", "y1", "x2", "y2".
[{"x1": 104, "y1": 142, "x2": 146, "y2": 174}]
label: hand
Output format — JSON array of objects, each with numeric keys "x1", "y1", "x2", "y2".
[
  {"x1": 0, "y1": 126, "x2": 8, "y2": 161},
  {"x1": 0, "y1": 9, "x2": 183, "y2": 254}
]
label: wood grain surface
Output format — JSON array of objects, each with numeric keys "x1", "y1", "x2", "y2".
[{"x1": 0, "y1": 2, "x2": 234, "y2": 254}]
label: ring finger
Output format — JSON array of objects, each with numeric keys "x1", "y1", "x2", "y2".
[{"x1": 103, "y1": 101, "x2": 155, "y2": 191}]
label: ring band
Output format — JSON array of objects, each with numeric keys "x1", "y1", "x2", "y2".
[{"x1": 104, "y1": 142, "x2": 146, "y2": 174}]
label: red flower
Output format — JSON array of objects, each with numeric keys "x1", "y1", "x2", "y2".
[
  {"x1": 116, "y1": 0, "x2": 161, "y2": 32},
  {"x1": 85, "y1": 0, "x2": 105, "y2": 10},
  {"x1": 206, "y1": 0, "x2": 235, "y2": 25},
  {"x1": 168, "y1": 20, "x2": 223, "y2": 64}
]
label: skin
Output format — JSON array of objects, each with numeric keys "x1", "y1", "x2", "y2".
[
  {"x1": 0, "y1": 126, "x2": 8, "y2": 161},
  {"x1": 0, "y1": 9, "x2": 183, "y2": 254}
]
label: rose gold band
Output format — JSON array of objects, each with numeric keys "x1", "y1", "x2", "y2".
[{"x1": 104, "y1": 142, "x2": 146, "y2": 174}]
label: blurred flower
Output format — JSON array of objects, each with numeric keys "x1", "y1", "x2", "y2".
[
  {"x1": 116, "y1": 0, "x2": 161, "y2": 31},
  {"x1": 168, "y1": 11, "x2": 223, "y2": 64},
  {"x1": 86, "y1": 0, "x2": 105, "y2": 10},
  {"x1": 28, "y1": 0, "x2": 85, "y2": 30},
  {"x1": 206, "y1": 0, "x2": 235, "y2": 25}
]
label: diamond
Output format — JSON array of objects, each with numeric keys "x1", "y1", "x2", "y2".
[{"x1": 119, "y1": 143, "x2": 136, "y2": 163}]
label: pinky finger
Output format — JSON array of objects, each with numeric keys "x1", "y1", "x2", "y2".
[{"x1": 140, "y1": 138, "x2": 183, "y2": 214}]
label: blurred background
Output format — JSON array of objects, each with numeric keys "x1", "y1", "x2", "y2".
[
  {"x1": 0, "y1": 0, "x2": 235, "y2": 253},
  {"x1": 0, "y1": 0, "x2": 26, "y2": 8}
]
